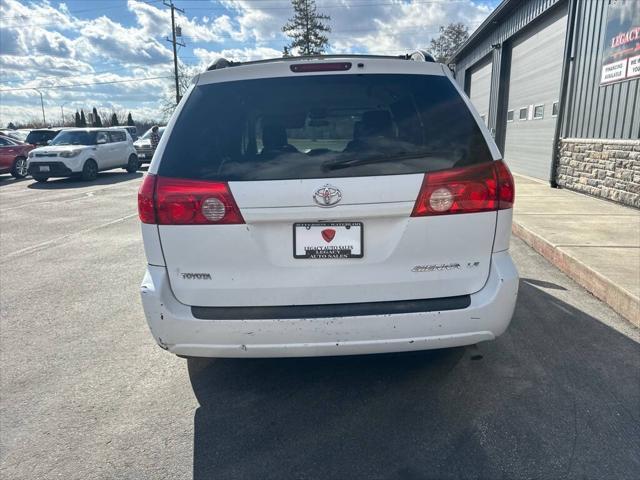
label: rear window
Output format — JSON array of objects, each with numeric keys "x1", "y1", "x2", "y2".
[
  {"x1": 109, "y1": 131, "x2": 126, "y2": 142},
  {"x1": 26, "y1": 130, "x2": 58, "y2": 145},
  {"x1": 159, "y1": 74, "x2": 493, "y2": 181}
]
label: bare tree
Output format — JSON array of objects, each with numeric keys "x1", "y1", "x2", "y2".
[
  {"x1": 282, "y1": 0, "x2": 331, "y2": 56},
  {"x1": 160, "y1": 63, "x2": 198, "y2": 120},
  {"x1": 429, "y1": 23, "x2": 469, "y2": 63}
]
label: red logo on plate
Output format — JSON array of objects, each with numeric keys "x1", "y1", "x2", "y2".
[{"x1": 321, "y1": 229, "x2": 336, "y2": 243}]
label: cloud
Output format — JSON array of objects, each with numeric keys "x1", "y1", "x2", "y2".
[
  {"x1": 0, "y1": 55, "x2": 94, "y2": 82},
  {"x1": 0, "y1": 0, "x2": 495, "y2": 125},
  {"x1": 80, "y1": 16, "x2": 172, "y2": 66}
]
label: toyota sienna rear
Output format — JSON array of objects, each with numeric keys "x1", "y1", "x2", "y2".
[{"x1": 138, "y1": 54, "x2": 519, "y2": 358}]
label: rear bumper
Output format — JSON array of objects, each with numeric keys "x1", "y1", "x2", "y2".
[{"x1": 140, "y1": 251, "x2": 519, "y2": 358}]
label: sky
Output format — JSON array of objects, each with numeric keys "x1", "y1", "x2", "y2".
[{"x1": 0, "y1": 0, "x2": 500, "y2": 125}]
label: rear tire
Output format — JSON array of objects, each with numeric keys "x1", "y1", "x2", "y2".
[
  {"x1": 81, "y1": 159, "x2": 98, "y2": 181},
  {"x1": 10, "y1": 156, "x2": 28, "y2": 179},
  {"x1": 33, "y1": 175, "x2": 49, "y2": 183},
  {"x1": 125, "y1": 154, "x2": 140, "y2": 173}
]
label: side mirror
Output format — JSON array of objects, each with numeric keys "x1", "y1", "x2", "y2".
[
  {"x1": 97, "y1": 137, "x2": 107, "y2": 144},
  {"x1": 46, "y1": 140, "x2": 52, "y2": 145}
]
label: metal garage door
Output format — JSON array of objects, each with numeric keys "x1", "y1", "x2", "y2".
[
  {"x1": 503, "y1": 6, "x2": 568, "y2": 180},
  {"x1": 468, "y1": 58, "x2": 492, "y2": 127}
]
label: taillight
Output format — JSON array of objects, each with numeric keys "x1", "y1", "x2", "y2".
[
  {"x1": 138, "y1": 173, "x2": 157, "y2": 224},
  {"x1": 494, "y1": 159, "x2": 515, "y2": 209},
  {"x1": 411, "y1": 160, "x2": 515, "y2": 217},
  {"x1": 137, "y1": 174, "x2": 244, "y2": 225}
]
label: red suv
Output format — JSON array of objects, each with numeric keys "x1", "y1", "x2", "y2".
[{"x1": 0, "y1": 135, "x2": 34, "y2": 178}]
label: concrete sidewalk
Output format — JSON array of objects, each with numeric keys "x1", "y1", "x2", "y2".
[{"x1": 512, "y1": 175, "x2": 639, "y2": 326}]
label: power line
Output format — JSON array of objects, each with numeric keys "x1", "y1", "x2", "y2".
[
  {"x1": 1, "y1": 0, "x2": 483, "y2": 27},
  {"x1": 188, "y1": 0, "x2": 477, "y2": 10},
  {"x1": 0, "y1": 66, "x2": 138, "y2": 85},
  {"x1": 178, "y1": 22, "x2": 482, "y2": 40},
  {"x1": 0, "y1": 76, "x2": 172, "y2": 93},
  {"x1": 0, "y1": 0, "x2": 163, "y2": 21}
]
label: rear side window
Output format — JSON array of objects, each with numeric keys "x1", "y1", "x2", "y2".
[
  {"x1": 109, "y1": 131, "x2": 126, "y2": 142},
  {"x1": 26, "y1": 130, "x2": 58, "y2": 145},
  {"x1": 159, "y1": 74, "x2": 493, "y2": 181}
]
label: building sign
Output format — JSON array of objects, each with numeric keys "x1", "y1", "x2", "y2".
[{"x1": 601, "y1": 0, "x2": 640, "y2": 84}]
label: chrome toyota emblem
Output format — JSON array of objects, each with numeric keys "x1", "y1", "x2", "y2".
[{"x1": 313, "y1": 184, "x2": 342, "y2": 207}]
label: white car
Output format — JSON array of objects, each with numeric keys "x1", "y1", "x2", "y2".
[
  {"x1": 138, "y1": 54, "x2": 519, "y2": 358},
  {"x1": 27, "y1": 127, "x2": 139, "y2": 182},
  {"x1": 133, "y1": 126, "x2": 165, "y2": 164}
]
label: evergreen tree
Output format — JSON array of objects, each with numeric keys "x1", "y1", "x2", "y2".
[
  {"x1": 126, "y1": 112, "x2": 134, "y2": 126},
  {"x1": 80, "y1": 110, "x2": 87, "y2": 127},
  {"x1": 7, "y1": 122, "x2": 16, "y2": 129},
  {"x1": 111, "y1": 112, "x2": 119, "y2": 126},
  {"x1": 282, "y1": 0, "x2": 331, "y2": 56},
  {"x1": 75, "y1": 111, "x2": 81, "y2": 127},
  {"x1": 429, "y1": 23, "x2": 469, "y2": 63},
  {"x1": 92, "y1": 107, "x2": 102, "y2": 127}
]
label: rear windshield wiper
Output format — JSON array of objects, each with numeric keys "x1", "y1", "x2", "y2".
[{"x1": 322, "y1": 152, "x2": 436, "y2": 171}]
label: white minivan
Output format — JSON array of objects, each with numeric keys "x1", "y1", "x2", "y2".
[
  {"x1": 27, "y1": 127, "x2": 139, "y2": 182},
  {"x1": 139, "y1": 54, "x2": 519, "y2": 358}
]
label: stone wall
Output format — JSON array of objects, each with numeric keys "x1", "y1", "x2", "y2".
[{"x1": 556, "y1": 138, "x2": 640, "y2": 209}]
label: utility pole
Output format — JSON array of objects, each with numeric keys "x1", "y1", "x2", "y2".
[
  {"x1": 164, "y1": 1, "x2": 185, "y2": 105},
  {"x1": 60, "y1": 102, "x2": 70, "y2": 126},
  {"x1": 32, "y1": 88, "x2": 46, "y2": 125}
]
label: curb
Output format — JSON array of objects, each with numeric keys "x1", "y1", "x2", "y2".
[{"x1": 512, "y1": 221, "x2": 639, "y2": 327}]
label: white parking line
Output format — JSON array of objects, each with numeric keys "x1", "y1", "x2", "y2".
[{"x1": 1, "y1": 213, "x2": 138, "y2": 262}]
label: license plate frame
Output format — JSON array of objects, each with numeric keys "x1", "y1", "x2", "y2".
[{"x1": 293, "y1": 222, "x2": 364, "y2": 259}]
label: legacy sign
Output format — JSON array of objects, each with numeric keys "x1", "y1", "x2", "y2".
[{"x1": 601, "y1": 0, "x2": 640, "y2": 84}]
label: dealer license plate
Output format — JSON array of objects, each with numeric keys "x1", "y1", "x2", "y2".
[{"x1": 294, "y1": 222, "x2": 363, "y2": 259}]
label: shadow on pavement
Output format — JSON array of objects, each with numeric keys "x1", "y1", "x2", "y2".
[
  {"x1": 27, "y1": 171, "x2": 143, "y2": 189},
  {"x1": 521, "y1": 277, "x2": 568, "y2": 291},
  {"x1": 189, "y1": 280, "x2": 640, "y2": 480},
  {"x1": 0, "y1": 175, "x2": 31, "y2": 187}
]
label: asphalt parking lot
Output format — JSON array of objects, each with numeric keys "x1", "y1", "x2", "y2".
[{"x1": 1, "y1": 170, "x2": 639, "y2": 480}]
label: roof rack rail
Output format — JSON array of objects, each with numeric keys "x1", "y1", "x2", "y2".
[
  {"x1": 206, "y1": 51, "x2": 436, "y2": 71},
  {"x1": 407, "y1": 50, "x2": 436, "y2": 62},
  {"x1": 207, "y1": 58, "x2": 241, "y2": 71}
]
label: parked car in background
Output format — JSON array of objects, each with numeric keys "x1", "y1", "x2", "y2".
[
  {"x1": 109, "y1": 126, "x2": 138, "y2": 141},
  {"x1": 14, "y1": 130, "x2": 31, "y2": 142},
  {"x1": 133, "y1": 126, "x2": 165, "y2": 163},
  {"x1": 0, "y1": 129, "x2": 29, "y2": 142},
  {"x1": 138, "y1": 55, "x2": 518, "y2": 359},
  {"x1": 27, "y1": 128, "x2": 139, "y2": 182},
  {"x1": 26, "y1": 128, "x2": 63, "y2": 146},
  {"x1": 0, "y1": 135, "x2": 34, "y2": 178}
]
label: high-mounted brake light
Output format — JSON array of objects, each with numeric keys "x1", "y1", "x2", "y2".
[
  {"x1": 411, "y1": 160, "x2": 514, "y2": 217},
  {"x1": 138, "y1": 174, "x2": 244, "y2": 225},
  {"x1": 290, "y1": 62, "x2": 352, "y2": 73}
]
